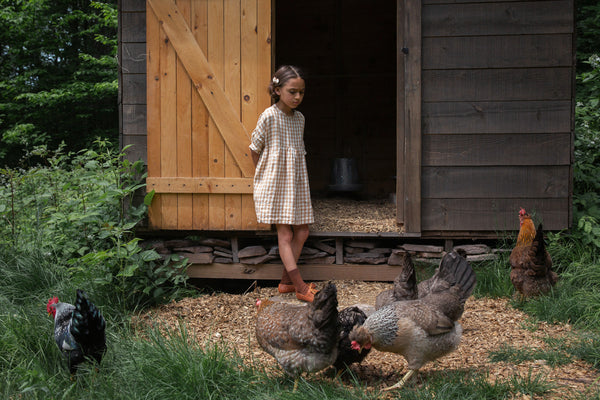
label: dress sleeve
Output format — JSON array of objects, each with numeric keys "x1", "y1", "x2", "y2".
[{"x1": 249, "y1": 111, "x2": 268, "y2": 154}]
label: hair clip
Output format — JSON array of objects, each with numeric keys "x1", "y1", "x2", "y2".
[{"x1": 272, "y1": 77, "x2": 279, "y2": 84}]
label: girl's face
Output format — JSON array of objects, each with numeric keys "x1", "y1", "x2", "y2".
[{"x1": 275, "y1": 77, "x2": 305, "y2": 114}]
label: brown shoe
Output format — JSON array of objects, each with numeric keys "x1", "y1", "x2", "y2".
[
  {"x1": 296, "y1": 283, "x2": 317, "y2": 302},
  {"x1": 277, "y1": 283, "x2": 296, "y2": 293}
]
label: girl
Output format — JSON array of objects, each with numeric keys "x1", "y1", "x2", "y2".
[{"x1": 249, "y1": 65, "x2": 317, "y2": 302}]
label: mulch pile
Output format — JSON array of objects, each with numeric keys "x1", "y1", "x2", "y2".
[
  {"x1": 312, "y1": 198, "x2": 403, "y2": 233},
  {"x1": 135, "y1": 280, "x2": 599, "y2": 399}
]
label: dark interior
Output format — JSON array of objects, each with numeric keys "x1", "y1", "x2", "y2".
[{"x1": 275, "y1": 1, "x2": 397, "y2": 199}]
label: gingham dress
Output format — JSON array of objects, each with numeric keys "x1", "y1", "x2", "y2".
[{"x1": 249, "y1": 104, "x2": 314, "y2": 225}]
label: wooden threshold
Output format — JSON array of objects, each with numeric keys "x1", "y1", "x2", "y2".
[
  {"x1": 187, "y1": 263, "x2": 404, "y2": 281},
  {"x1": 255, "y1": 231, "x2": 421, "y2": 238}
]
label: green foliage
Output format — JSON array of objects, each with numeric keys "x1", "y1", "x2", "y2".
[
  {"x1": 576, "y1": 0, "x2": 600, "y2": 69},
  {"x1": 0, "y1": 0, "x2": 118, "y2": 166},
  {"x1": 0, "y1": 140, "x2": 191, "y2": 309},
  {"x1": 573, "y1": 54, "x2": 600, "y2": 251},
  {"x1": 470, "y1": 254, "x2": 514, "y2": 299}
]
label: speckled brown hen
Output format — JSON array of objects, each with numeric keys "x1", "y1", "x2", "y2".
[
  {"x1": 349, "y1": 251, "x2": 476, "y2": 391},
  {"x1": 255, "y1": 282, "x2": 339, "y2": 385},
  {"x1": 509, "y1": 208, "x2": 557, "y2": 299}
]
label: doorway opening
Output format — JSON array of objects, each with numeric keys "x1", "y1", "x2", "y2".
[{"x1": 275, "y1": 1, "x2": 399, "y2": 233}]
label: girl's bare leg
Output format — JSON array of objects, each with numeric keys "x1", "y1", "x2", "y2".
[
  {"x1": 277, "y1": 224, "x2": 315, "y2": 301},
  {"x1": 279, "y1": 224, "x2": 308, "y2": 286}
]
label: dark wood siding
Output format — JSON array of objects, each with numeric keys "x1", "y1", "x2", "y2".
[
  {"x1": 119, "y1": 0, "x2": 147, "y2": 164},
  {"x1": 420, "y1": 0, "x2": 574, "y2": 232}
]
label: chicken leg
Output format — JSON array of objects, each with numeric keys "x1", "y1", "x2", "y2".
[{"x1": 381, "y1": 369, "x2": 416, "y2": 391}]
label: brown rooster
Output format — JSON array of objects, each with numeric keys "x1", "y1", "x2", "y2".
[
  {"x1": 349, "y1": 251, "x2": 476, "y2": 391},
  {"x1": 509, "y1": 208, "x2": 557, "y2": 299},
  {"x1": 255, "y1": 282, "x2": 339, "y2": 387}
]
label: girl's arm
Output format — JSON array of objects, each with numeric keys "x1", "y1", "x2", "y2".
[{"x1": 251, "y1": 150, "x2": 260, "y2": 167}]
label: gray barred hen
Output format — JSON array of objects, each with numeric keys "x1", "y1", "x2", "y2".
[
  {"x1": 349, "y1": 251, "x2": 475, "y2": 391},
  {"x1": 255, "y1": 282, "x2": 339, "y2": 387}
]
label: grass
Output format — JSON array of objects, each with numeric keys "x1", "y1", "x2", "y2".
[
  {"x1": 387, "y1": 369, "x2": 556, "y2": 400},
  {"x1": 488, "y1": 342, "x2": 573, "y2": 367}
]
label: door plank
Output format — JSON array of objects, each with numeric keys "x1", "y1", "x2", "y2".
[
  {"x1": 147, "y1": 177, "x2": 254, "y2": 193},
  {"x1": 176, "y1": 0, "x2": 193, "y2": 230},
  {"x1": 225, "y1": 0, "x2": 243, "y2": 230},
  {"x1": 159, "y1": 13, "x2": 179, "y2": 229},
  {"x1": 146, "y1": 6, "x2": 162, "y2": 228},
  {"x1": 191, "y1": 0, "x2": 210, "y2": 230},
  {"x1": 207, "y1": 0, "x2": 226, "y2": 230}
]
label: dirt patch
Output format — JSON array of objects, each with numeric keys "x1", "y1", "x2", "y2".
[{"x1": 135, "y1": 281, "x2": 599, "y2": 399}]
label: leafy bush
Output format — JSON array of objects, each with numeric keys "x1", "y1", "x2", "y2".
[
  {"x1": 572, "y1": 54, "x2": 600, "y2": 250},
  {"x1": 0, "y1": 140, "x2": 190, "y2": 309}
]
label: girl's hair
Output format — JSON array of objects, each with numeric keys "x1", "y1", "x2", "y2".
[{"x1": 269, "y1": 65, "x2": 305, "y2": 102}]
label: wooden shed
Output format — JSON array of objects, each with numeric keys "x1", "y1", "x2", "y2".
[{"x1": 119, "y1": 0, "x2": 575, "y2": 279}]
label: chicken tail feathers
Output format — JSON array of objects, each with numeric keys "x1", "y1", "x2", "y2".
[
  {"x1": 434, "y1": 251, "x2": 477, "y2": 302},
  {"x1": 392, "y1": 253, "x2": 418, "y2": 300},
  {"x1": 71, "y1": 289, "x2": 106, "y2": 362},
  {"x1": 310, "y1": 283, "x2": 339, "y2": 347},
  {"x1": 528, "y1": 223, "x2": 553, "y2": 275}
]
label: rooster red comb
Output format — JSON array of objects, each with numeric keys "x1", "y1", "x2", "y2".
[
  {"x1": 47, "y1": 297, "x2": 59, "y2": 316},
  {"x1": 519, "y1": 208, "x2": 527, "y2": 216}
]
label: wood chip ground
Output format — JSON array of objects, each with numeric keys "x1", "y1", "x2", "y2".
[
  {"x1": 312, "y1": 198, "x2": 403, "y2": 233},
  {"x1": 135, "y1": 281, "x2": 599, "y2": 399}
]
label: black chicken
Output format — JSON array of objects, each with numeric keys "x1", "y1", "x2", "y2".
[
  {"x1": 333, "y1": 305, "x2": 372, "y2": 372},
  {"x1": 47, "y1": 289, "x2": 107, "y2": 373}
]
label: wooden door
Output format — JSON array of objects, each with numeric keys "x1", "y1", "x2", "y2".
[
  {"x1": 145, "y1": 0, "x2": 271, "y2": 230},
  {"x1": 396, "y1": 0, "x2": 422, "y2": 235}
]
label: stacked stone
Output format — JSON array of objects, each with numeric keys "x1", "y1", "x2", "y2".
[{"x1": 144, "y1": 238, "x2": 499, "y2": 266}]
